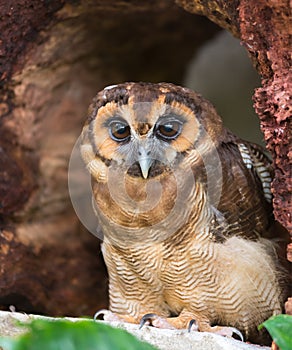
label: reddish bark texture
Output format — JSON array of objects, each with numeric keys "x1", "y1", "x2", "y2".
[
  {"x1": 239, "y1": 0, "x2": 291, "y2": 233},
  {"x1": 0, "y1": 0, "x2": 64, "y2": 117},
  {"x1": 0, "y1": 225, "x2": 107, "y2": 316},
  {"x1": 176, "y1": 0, "x2": 291, "y2": 234},
  {"x1": 176, "y1": 0, "x2": 240, "y2": 35},
  {"x1": 0, "y1": 0, "x2": 64, "y2": 217}
]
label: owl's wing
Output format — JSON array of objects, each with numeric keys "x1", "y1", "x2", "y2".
[
  {"x1": 237, "y1": 141, "x2": 273, "y2": 203},
  {"x1": 213, "y1": 137, "x2": 276, "y2": 241}
]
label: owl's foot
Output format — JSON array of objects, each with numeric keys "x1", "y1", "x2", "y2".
[
  {"x1": 139, "y1": 313, "x2": 177, "y2": 330},
  {"x1": 208, "y1": 325, "x2": 244, "y2": 341},
  {"x1": 140, "y1": 313, "x2": 244, "y2": 341},
  {"x1": 94, "y1": 309, "x2": 122, "y2": 322},
  {"x1": 94, "y1": 309, "x2": 137, "y2": 323},
  {"x1": 192, "y1": 321, "x2": 244, "y2": 341},
  {"x1": 139, "y1": 312, "x2": 196, "y2": 330}
]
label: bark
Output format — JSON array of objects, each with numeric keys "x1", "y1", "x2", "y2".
[
  {"x1": 176, "y1": 0, "x2": 291, "y2": 235},
  {"x1": 0, "y1": 1, "x2": 218, "y2": 315}
]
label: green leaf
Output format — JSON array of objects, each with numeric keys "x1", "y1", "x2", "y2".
[
  {"x1": 0, "y1": 318, "x2": 157, "y2": 350},
  {"x1": 259, "y1": 314, "x2": 292, "y2": 350}
]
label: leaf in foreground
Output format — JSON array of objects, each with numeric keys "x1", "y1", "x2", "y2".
[
  {"x1": 259, "y1": 314, "x2": 292, "y2": 350},
  {"x1": 0, "y1": 318, "x2": 157, "y2": 350}
]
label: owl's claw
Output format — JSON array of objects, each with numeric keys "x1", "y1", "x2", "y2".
[
  {"x1": 188, "y1": 320, "x2": 243, "y2": 341},
  {"x1": 139, "y1": 313, "x2": 155, "y2": 329},
  {"x1": 188, "y1": 319, "x2": 198, "y2": 332},
  {"x1": 139, "y1": 314, "x2": 244, "y2": 341},
  {"x1": 210, "y1": 325, "x2": 244, "y2": 342},
  {"x1": 96, "y1": 310, "x2": 243, "y2": 342},
  {"x1": 94, "y1": 309, "x2": 123, "y2": 322},
  {"x1": 139, "y1": 313, "x2": 176, "y2": 330}
]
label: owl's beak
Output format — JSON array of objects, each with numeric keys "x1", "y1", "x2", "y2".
[{"x1": 138, "y1": 146, "x2": 153, "y2": 179}]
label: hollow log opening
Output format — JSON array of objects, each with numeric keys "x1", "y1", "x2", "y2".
[{"x1": 0, "y1": 0, "x2": 290, "y2": 318}]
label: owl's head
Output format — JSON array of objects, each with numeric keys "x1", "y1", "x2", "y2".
[{"x1": 81, "y1": 82, "x2": 226, "y2": 183}]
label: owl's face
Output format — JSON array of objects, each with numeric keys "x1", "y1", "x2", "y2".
[
  {"x1": 81, "y1": 82, "x2": 225, "y2": 183},
  {"x1": 80, "y1": 83, "x2": 228, "y2": 242}
]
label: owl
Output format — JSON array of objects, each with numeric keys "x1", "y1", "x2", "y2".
[{"x1": 80, "y1": 82, "x2": 289, "y2": 344}]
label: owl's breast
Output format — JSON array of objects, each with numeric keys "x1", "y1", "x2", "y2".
[{"x1": 92, "y1": 171, "x2": 179, "y2": 228}]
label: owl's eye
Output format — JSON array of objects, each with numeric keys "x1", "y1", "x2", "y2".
[
  {"x1": 109, "y1": 121, "x2": 131, "y2": 142},
  {"x1": 156, "y1": 119, "x2": 182, "y2": 140}
]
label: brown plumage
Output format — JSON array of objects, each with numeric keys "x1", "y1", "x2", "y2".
[{"x1": 80, "y1": 82, "x2": 290, "y2": 344}]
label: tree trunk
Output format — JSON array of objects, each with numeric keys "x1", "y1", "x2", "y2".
[{"x1": 176, "y1": 0, "x2": 291, "y2": 236}]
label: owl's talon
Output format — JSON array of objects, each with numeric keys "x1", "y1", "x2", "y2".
[
  {"x1": 139, "y1": 313, "x2": 156, "y2": 329},
  {"x1": 139, "y1": 313, "x2": 176, "y2": 330},
  {"x1": 188, "y1": 319, "x2": 198, "y2": 332},
  {"x1": 230, "y1": 327, "x2": 244, "y2": 342},
  {"x1": 211, "y1": 326, "x2": 244, "y2": 342},
  {"x1": 94, "y1": 309, "x2": 108, "y2": 320},
  {"x1": 94, "y1": 309, "x2": 122, "y2": 322}
]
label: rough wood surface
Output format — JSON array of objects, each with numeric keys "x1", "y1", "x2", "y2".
[
  {"x1": 176, "y1": 0, "x2": 291, "y2": 234},
  {"x1": 240, "y1": 1, "x2": 291, "y2": 233}
]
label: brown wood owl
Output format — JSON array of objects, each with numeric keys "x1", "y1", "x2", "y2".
[{"x1": 80, "y1": 82, "x2": 290, "y2": 344}]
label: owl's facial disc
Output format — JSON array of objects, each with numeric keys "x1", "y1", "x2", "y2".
[{"x1": 89, "y1": 97, "x2": 200, "y2": 180}]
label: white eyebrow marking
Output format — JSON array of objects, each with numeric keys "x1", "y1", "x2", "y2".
[{"x1": 104, "y1": 84, "x2": 118, "y2": 91}]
